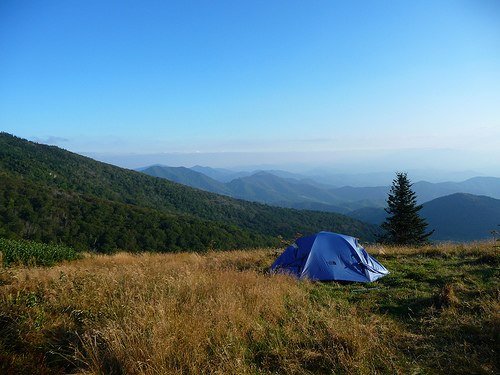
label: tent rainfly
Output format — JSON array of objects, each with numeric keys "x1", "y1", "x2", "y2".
[{"x1": 270, "y1": 231, "x2": 389, "y2": 282}]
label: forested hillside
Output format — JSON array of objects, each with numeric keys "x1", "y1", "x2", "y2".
[
  {"x1": 0, "y1": 133, "x2": 378, "y2": 252},
  {"x1": 141, "y1": 165, "x2": 230, "y2": 195},
  {"x1": 0, "y1": 173, "x2": 272, "y2": 252}
]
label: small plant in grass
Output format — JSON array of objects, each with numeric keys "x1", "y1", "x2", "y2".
[
  {"x1": 491, "y1": 224, "x2": 500, "y2": 247},
  {"x1": 0, "y1": 237, "x2": 79, "y2": 267}
]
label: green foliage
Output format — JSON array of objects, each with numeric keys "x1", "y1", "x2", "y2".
[
  {"x1": 0, "y1": 133, "x2": 379, "y2": 253},
  {"x1": 0, "y1": 237, "x2": 78, "y2": 266},
  {"x1": 0, "y1": 173, "x2": 275, "y2": 253},
  {"x1": 142, "y1": 165, "x2": 230, "y2": 195},
  {"x1": 381, "y1": 172, "x2": 433, "y2": 245}
]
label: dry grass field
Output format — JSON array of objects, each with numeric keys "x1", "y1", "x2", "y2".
[{"x1": 1, "y1": 242, "x2": 498, "y2": 374}]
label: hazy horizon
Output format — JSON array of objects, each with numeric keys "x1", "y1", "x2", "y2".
[
  {"x1": 80, "y1": 148, "x2": 499, "y2": 178},
  {"x1": 81, "y1": 147, "x2": 498, "y2": 186}
]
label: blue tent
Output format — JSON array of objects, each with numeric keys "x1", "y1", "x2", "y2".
[{"x1": 270, "y1": 231, "x2": 389, "y2": 282}]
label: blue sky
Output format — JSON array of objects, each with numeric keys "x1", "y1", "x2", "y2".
[{"x1": 1, "y1": 1, "x2": 499, "y2": 173}]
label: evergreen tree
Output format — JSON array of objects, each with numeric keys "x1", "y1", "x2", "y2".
[{"x1": 381, "y1": 172, "x2": 434, "y2": 245}]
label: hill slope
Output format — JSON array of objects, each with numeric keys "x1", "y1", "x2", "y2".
[
  {"x1": 347, "y1": 207, "x2": 388, "y2": 226},
  {"x1": 348, "y1": 193, "x2": 500, "y2": 241},
  {"x1": 421, "y1": 193, "x2": 500, "y2": 241},
  {"x1": 226, "y1": 171, "x2": 341, "y2": 205},
  {"x1": 143, "y1": 166, "x2": 385, "y2": 211},
  {"x1": 141, "y1": 165, "x2": 230, "y2": 195},
  {"x1": 0, "y1": 133, "x2": 378, "y2": 251},
  {"x1": 0, "y1": 172, "x2": 271, "y2": 252},
  {"x1": 190, "y1": 165, "x2": 251, "y2": 182}
]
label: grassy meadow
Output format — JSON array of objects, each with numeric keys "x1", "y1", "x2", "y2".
[{"x1": 0, "y1": 242, "x2": 498, "y2": 374}]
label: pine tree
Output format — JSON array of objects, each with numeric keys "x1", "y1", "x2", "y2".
[{"x1": 381, "y1": 172, "x2": 434, "y2": 245}]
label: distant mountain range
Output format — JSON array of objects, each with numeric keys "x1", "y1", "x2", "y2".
[
  {"x1": 142, "y1": 166, "x2": 371, "y2": 213},
  {"x1": 141, "y1": 165, "x2": 500, "y2": 242},
  {"x1": 296, "y1": 169, "x2": 489, "y2": 188},
  {"x1": 0, "y1": 133, "x2": 379, "y2": 253},
  {"x1": 141, "y1": 165, "x2": 500, "y2": 210}
]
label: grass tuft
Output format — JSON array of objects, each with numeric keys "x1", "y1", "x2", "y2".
[{"x1": 437, "y1": 283, "x2": 460, "y2": 308}]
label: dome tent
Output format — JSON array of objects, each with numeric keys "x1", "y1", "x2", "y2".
[{"x1": 270, "y1": 231, "x2": 389, "y2": 282}]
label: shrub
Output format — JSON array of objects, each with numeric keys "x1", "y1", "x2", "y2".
[{"x1": 0, "y1": 237, "x2": 79, "y2": 267}]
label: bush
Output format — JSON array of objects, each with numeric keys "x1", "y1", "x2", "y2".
[{"x1": 0, "y1": 237, "x2": 79, "y2": 267}]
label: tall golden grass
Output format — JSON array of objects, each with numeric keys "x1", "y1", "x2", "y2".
[
  {"x1": 1, "y1": 249, "x2": 410, "y2": 374},
  {"x1": 1, "y1": 242, "x2": 497, "y2": 374}
]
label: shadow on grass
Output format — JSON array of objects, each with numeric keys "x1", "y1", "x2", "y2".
[
  {"x1": 375, "y1": 295, "x2": 435, "y2": 321},
  {"x1": 0, "y1": 314, "x2": 53, "y2": 374},
  {"x1": 0, "y1": 314, "x2": 107, "y2": 375},
  {"x1": 42, "y1": 326, "x2": 86, "y2": 373}
]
